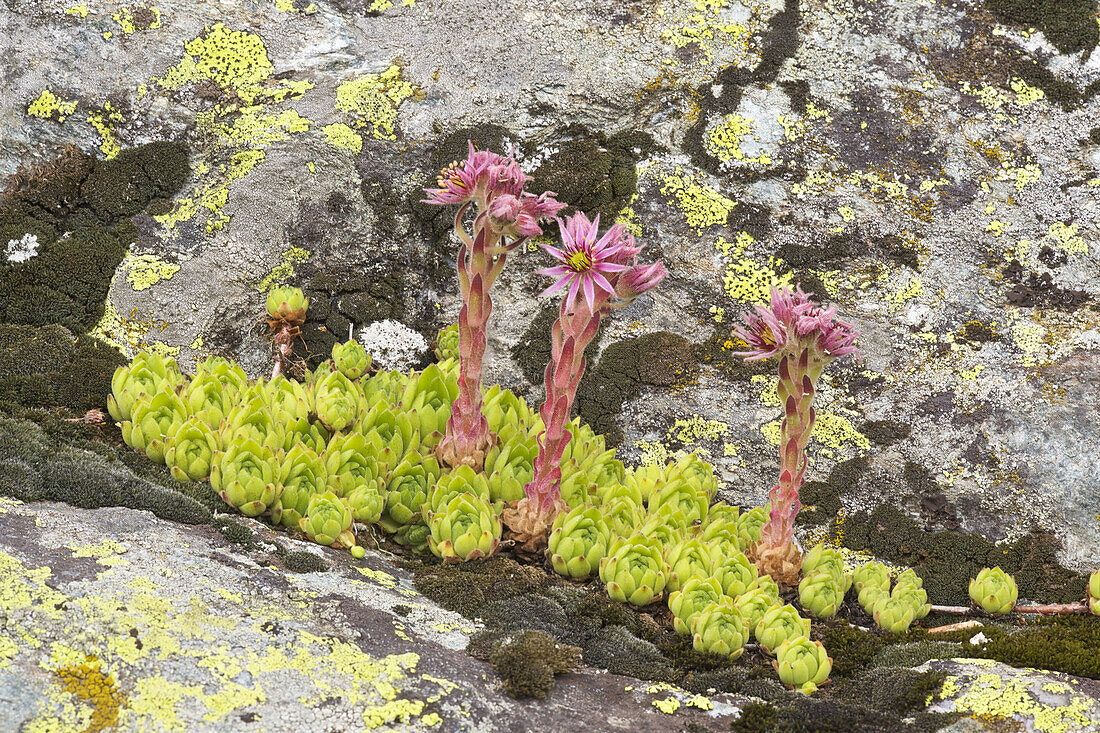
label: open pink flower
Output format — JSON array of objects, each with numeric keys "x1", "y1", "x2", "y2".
[
  {"x1": 537, "y1": 213, "x2": 636, "y2": 311},
  {"x1": 733, "y1": 285, "x2": 859, "y2": 362},
  {"x1": 422, "y1": 141, "x2": 511, "y2": 206}
]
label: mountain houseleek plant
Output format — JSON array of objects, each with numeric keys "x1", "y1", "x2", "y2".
[
  {"x1": 733, "y1": 285, "x2": 859, "y2": 584},
  {"x1": 504, "y1": 211, "x2": 667, "y2": 553},
  {"x1": 422, "y1": 141, "x2": 565, "y2": 472}
]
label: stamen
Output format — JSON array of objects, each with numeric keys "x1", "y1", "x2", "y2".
[{"x1": 567, "y1": 250, "x2": 592, "y2": 272}]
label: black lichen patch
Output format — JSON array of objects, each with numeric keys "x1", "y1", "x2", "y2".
[
  {"x1": 1002, "y1": 259, "x2": 1091, "y2": 310},
  {"x1": 837, "y1": 504, "x2": 1088, "y2": 605},
  {"x1": 0, "y1": 142, "x2": 189, "y2": 336},
  {"x1": 524, "y1": 126, "x2": 656, "y2": 224},
  {"x1": 726, "y1": 201, "x2": 773, "y2": 241},
  {"x1": 985, "y1": 0, "x2": 1099, "y2": 56},
  {"x1": 488, "y1": 630, "x2": 582, "y2": 699},
  {"x1": 828, "y1": 91, "x2": 942, "y2": 181},
  {"x1": 777, "y1": 230, "x2": 919, "y2": 273},
  {"x1": 573, "y1": 332, "x2": 698, "y2": 445},
  {"x1": 798, "y1": 457, "x2": 869, "y2": 526},
  {"x1": 955, "y1": 319, "x2": 998, "y2": 347},
  {"x1": 0, "y1": 411, "x2": 212, "y2": 526},
  {"x1": 0, "y1": 323, "x2": 127, "y2": 413},
  {"x1": 282, "y1": 550, "x2": 328, "y2": 573},
  {"x1": 858, "y1": 420, "x2": 911, "y2": 447}
]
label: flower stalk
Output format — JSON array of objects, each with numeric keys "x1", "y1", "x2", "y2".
[
  {"x1": 422, "y1": 142, "x2": 563, "y2": 471},
  {"x1": 734, "y1": 286, "x2": 859, "y2": 584}
]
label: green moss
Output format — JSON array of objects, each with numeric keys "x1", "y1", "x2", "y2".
[
  {"x1": 573, "y1": 332, "x2": 697, "y2": 445},
  {"x1": 1, "y1": 142, "x2": 189, "y2": 336},
  {"x1": 837, "y1": 504, "x2": 1087, "y2": 604},
  {"x1": 282, "y1": 550, "x2": 328, "y2": 573},
  {"x1": 834, "y1": 668, "x2": 947, "y2": 717},
  {"x1": 213, "y1": 517, "x2": 258, "y2": 550},
  {"x1": 813, "y1": 621, "x2": 886, "y2": 679},
  {"x1": 962, "y1": 616, "x2": 1100, "y2": 679},
  {"x1": 488, "y1": 630, "x2": 581, "y2": 699},
  {"x1": 412, "y1": 556, "x2": 549, "y2": 618},
  {"x1": 729, "y1": 702, "x2": 777, "y2": 733},
  {"x1": 798, "y1": 457, "x2": 868, "y2": 526},
  {"x1": 871, "y1": 641, "x2": 961, "y2": 670},
  {"x1": 985, "y1": 0, "x2": 1098, "y2": 56}
]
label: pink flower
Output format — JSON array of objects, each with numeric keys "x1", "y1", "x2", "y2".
[
  {"x1": 615, "y1": 260, "x2": 668, "y2": 303},
  {"x1": 537, "y1": 212, "x2": 636, "y2": 311},
  {"x1": 489, "y1": 192, "x2": 566, "y2": 240},
  {"x1": 421, "y1": 141, "x2": 511, "y2": 206},
  {"x1": 733, "y1": 286, "x2": 860, "y2": 361}
]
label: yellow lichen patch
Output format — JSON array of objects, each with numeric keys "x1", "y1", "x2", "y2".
[
  {"x1": 671, "y1": 415, "x2": 729, "y2": 445},
  {"x1": 0, "y1": 551, "x2": 68, "y2": 620},
  {"x1": 706, "y1": 114, "x2": 773, "y2": 165},
  {"x1": 1011, "y1": 319, "x2": 1044, "y2": 364},
  {"x1": 52, "y1": 658, "x2": 126, "y2": 733},
  {"x1": 65, "y1": 4, "x2": 90, "y2": 17},
  {"x1": 124, "y1": 676, "x2": 202, "y2": 732},
  {"x1": 890, "y1": 274, "x2": 924, "y2": 308},
  {"x1": 940, "y1": 670, "x2": 1097, "y2": 733},
  {"x1": 660, "y1": 170, "x2": 736, "y2": 233},
  {"x1": 716, "y1": 232, "x2": 792, "y2": 303},
  {"x1": 323, "y1": 122, "x2": 364, "y2": 153},
  {"x1": 216, "y1": 108, "x2": 312, "y2": 146},
  {"x1": 87, "y1": 102, "x2": 123, "y2": 160},
  {"x1": 356, "y1": 566, "x2": 399, "y2": 588},
  {"x1": 68, "y1": 540, "x2": 130, "y2": 567},
  {"x1": 1046, "y1": 222, "x2": 1087, "y2": 255},
  {"x1": 994, "y1": 161, "x2": 1042, "y2": 191},
  {"x1": 660, "y1": 0, "x2": 755, "y2": 66},
  {"x1": 1010, "y1": 77, "x2": 1045, "y2": 106},
  {"x1": 653, "y1": 696, "x2": 680, "y2": 713},
  {"x1": 113, "y1": 6, "x2": 162, "y2": 34},
  {"x1": 28, "y1": 89, "x2": 78, "y2": 122},
  {"x1": 256, "y1": 246, "x2": 311, "y2": 291},
  {"x1": 334, "y1": 65, "x2": 419, "y2": 141},
  {"x1": 124, "y1": 254, "x2": 181, "y2": 291},
  {"x1": 366, "y1": 0, "x2": 417, "y2": 9},
  {"x1": 91, "y1": 303, "x2": 175, "y2": 357}
]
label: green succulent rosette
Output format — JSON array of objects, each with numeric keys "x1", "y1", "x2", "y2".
[
  {"x1": 360, "y1": 400, "x2": 420, "y2": 460},
  {"x1": 483, "y1": 438, "x2": 535, "y2": 504},
  {"x1": 595, "y1": 480, "x2": 644, "y2": 507},
  {"x1": 755, "y1": 604, "x2": 812, "y2": 655},
  {"x1": 325, "y1": 431, "x2": 383, "y2": 497},
  {"x1": 380, "y1": 454, "x2": 441, "y2": 531},
  {"x1": 332, "y1": 339, "x2": 371, "y2": 380},
  {"x1": 309, "y1": 359, "x2": 336, "y2": 385},
  {"x1": 299, "y1": 490, "x2": 353, "y2": 547},
  {"x1": 558, "y1": 471, "x2": 598, "y2": 509},
  {"x1": 108, "y1": 351, "x2": 183, "y2": 423},
  {"x1": 272, "y1": 444, "x2": 327, "y2": 529},
  {"x1": 548, "y1": 504, "x2": 612, "y2": 580},
  {"x1": 599, "y1": 535, "x2": 669, "y2": 607},
  {"x1": 668, "y1": 576, "x2": 727, "y2": 636},
  {"x1": 559, "y1": 419, "x2": 606, "y2": 469},
  {"x1": 852, "y1": 561, "x2": 891, "y2": 593},
  {"x1": 800, "y1": 545, "x2": 849, "y2": 588},
  {"x1": 736, "y1": 505, "x2": 769, "y2": 548},
  {"x1": 775, "y1": 638, "x2": 832, "y2": 694},
  {"x1": 1088, "y1": 570, "x2": 1100, "y2": 616},
  {"x1": 399, "y1": 363, "x2": 458, "y2": 446},
  {"x1": 858, "y1": 584, "x2": 889, "y2": 612},
  {"x1": 600, "y1": 495, "x2": 645, "y2": 539},
  {"x1": 266, "y1": 285, "x2": 308, "y2": 324},
  {"x1": 362, "y1": 369, "x2": 408, "y2": 407},
  {"x1": 711, "y1": 551, "x2": 759, "y2": 598},
  {"x1": 871, "y1": 595, "x2": 915, "y2": 634},
  {"x1": 969, "y1": 566, "x2": 1018, "y2": 614},
  {"x1": 666, "y1": 453, "x2": 718, "y2": 501},
  {"x1": 703, "y1": 501, "x2": 740, "y2": 528},
  {"x1": 699, "y1": 518, "x2": 740, "y2": 553},
  {"x1": 647, "y1": 477, "x2": 709, "y2": 528},
  {"x1": 736, "y1": 587, "x2": 781, "y2": 633},
  {"x1": 798, "y1": 572, "x2": 844, "y2": 619},
  {"x1": 346, "y1": 484, "x2": 385, "y2": 524},
  {"x1": 313, "y1": 370, "x2": 365, "y2": 433},
  {"x1": 277, "y1": 416, "x2": 330, "y2": 456},
  {"x1": 261, "y1": 374, "x2": 312, "y2": 422},
  {"x1": 181, "y1": 371, "x2": 236, "y2": 430},
  {"x1": 164, "y1": 416, "x2": 219, "y2": 482},
  {"x1": 750, "y1": 574, "x2": 781, "y2": 601},
  {"x1": 636, "y1": 514, "x2": 686, "y2": 550},
  {"x1": 894, "y1": 568, "x2": 923, "y2": 590},
  {"x1": 221, "y1": 393, "x2": 281, "y2": 452},
  {"x1": 425, "y1": 465, "x2": 493, "y2": 516},
  {"x1": 194, "y1": 355, "x2": 248, "y2": 394},
  {"x1": 623, "y1": 464, "x2": 665, "y2": 506},
  {"x1": 664, "y1": 536, "x2": 716, "y2": 593},
  {"x1": 891, "y1": 583, "x2": 930, "y2": 619},
  {"x1": 395, "y1": 521, "x2": 431, "y2": 554},
  {"x1": 483, "y1": 385, "x2": 539, "y2": 441},
  {"x1": 211, "y1": 437, "x2": 279, "y2": 517},
  {"x1": 121, "y1": 385, "x2": 190, "y2": 464},
  {"x1": 690, "y1": 598, "x2": 750, "y2": 659},
  {"x1": 433, "y1": 323, "x2": 459, "y2": 362},
  {"x1": 428, "y1": 492, "x2": 502, "y2": 563}
]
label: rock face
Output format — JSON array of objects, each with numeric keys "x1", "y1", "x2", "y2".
[
  {"x1": 3, "y1": 1, "x2": 1099, "y2": 577},
  {"x1": 0, "y1": 498, "x2": 752, "y2": 731}
]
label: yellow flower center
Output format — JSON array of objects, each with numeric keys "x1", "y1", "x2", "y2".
[
  {"x1": 436, "y1": 160, "x2": 466, "y2": 190},
  {"x1": 567, "y1": 250, "x2": 592, "y2": 272}
]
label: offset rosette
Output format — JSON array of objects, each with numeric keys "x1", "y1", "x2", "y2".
[
  {"x1": 428, "y1": 493, "x2": 502, "y2": 563},
  {"x1": 665, "y1": 453, "x2": 718, "y2": 501},
  {"x1": 663, "y1": 536, "x2": 716, "y2": 593},
  {"x1": 548, "y1": 504, "x2": 612, "y2": 580},
  {"x1": 712, "y1": 551, "x2": 759, "y2": 598},
  {"x1": 622, "y1": 463, "x2": 665, "y2": 506},
  {"x1": 600, "y1": 495, "x2": 644, "y2": 540},
  {"x1": 774, "y1": 638, "x2": 832, "y2": 694},
  {"x1": 272, "y1": 444, "x2": 327, "y2": 529},
  {"x1": 261, "y1": 374, "x2": 311, "y2": 423},
  {"x1": 852, "y1": 561, "x2": 891, "y2": 594},
  {"x1": 647, "y1": 477, "x2": 709, "y2": 528},
  {"x1": 737, "y1": 505, "x2": 768, "y2": 548},
  {"x1": 221, "y1": 391, "x2": 281, "y2": 452},
  {"x1": 108, "y1": 351, "x2": 183, "y2": 423},
  {"x1": 798, "y1": 572, "x2": 844, "y2": 619},
  {"x1": 266, "y1": 285, "x2": 308, "y2": 325},
  {"x1": 871, "y1": 595, "x2": 915, "y2": 634},
  {"x1": 755, "y1": 604, "x2": 811, "y2": 655},
  {"x1": 299, "y1": 490, "x2": 353, "y2": 547},
  {"x1": 361, "y1": 369, "x2": 408, "y2": 407},
  {"x1": 380, "y1": 454, "x2": 440, "y2": 532},
  {"x1": 121, "y1": 385, "x2": 190, "y2": 464},
  {"x1": 736, "y1": 586, "x2": 781, "y2": 634},
  {"x1": 398, "y1": 363, "x2": 458, "y2": 446},
  {"x1": 164, "y1": 416, "x2": 218, "y2": 482},
  {"x1": 668, "y1": 576, "x2": 727, "y2": 635},
  {"x1": 691, "y1": 599, "x2": 750, "y2": 659},
  {"x1": 181, "y1": 371, "x2": 236, "y2": 430},
  {"x1": 332, "y1": 339, "x2": 371, "y2": 380},
  {"x1": 325, "y1": 432, "x2": 383, "y2": 498},
  {"x1": 483, "y1": 436, "x2": 536, "y2": 504},
  {"x1": 599, "y1": 535, "x2": 669, "y2": 607},
  {"x1": 425, "y1": 465, "x2": 492, "y2": 516},
  {"x1": 211, "y1": 437, "x2": 279, "y2": 517},
  {"x1": 312, "y1": 370, "x2": 365, "y2": 433},
  {"x1": 433, "y1": 323, "x2": 460, "y2": 362},
  {"x1": 346, "y1": 484, "x2": 385, "y2": 524},
  {"x1": 969, "y1": 567, "x2": 1018, "y2": 614}
]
